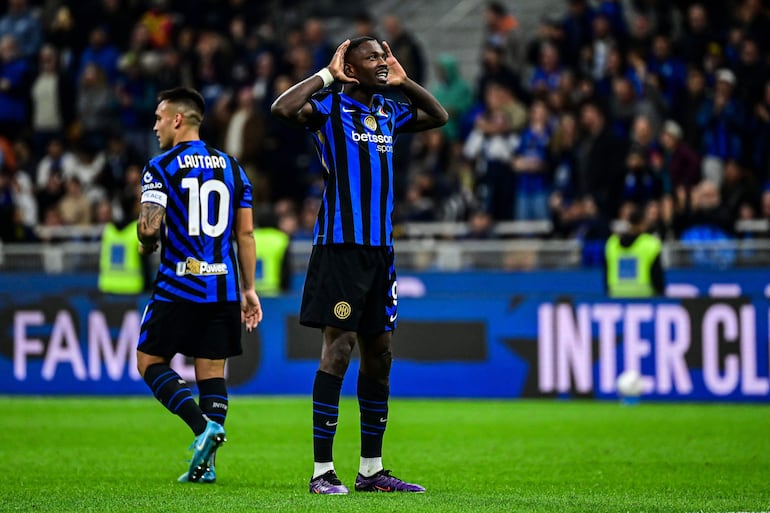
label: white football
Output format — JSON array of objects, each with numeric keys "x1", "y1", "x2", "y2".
[{"x1": 616, "y1": 370, "x2": 644, "y2": 397}]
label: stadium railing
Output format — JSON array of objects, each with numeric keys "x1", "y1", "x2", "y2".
[{"x1": 1, "y1": 220, "x2": 769, "y2": 273}]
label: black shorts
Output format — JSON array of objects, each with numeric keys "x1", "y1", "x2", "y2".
[
  {"x1": 138, "y1": 299, "x2": 243, "y2": 359},
  {"x1": 300, "y1": 244, "x2": 397, "y2": 335}
]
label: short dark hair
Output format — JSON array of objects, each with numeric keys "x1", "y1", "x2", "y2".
[
  {"x1": 345, "y1": 36, "x2": 378, "y2": 61},
  {"x1": 487, "y1": 1, "x2": 507, "y2": 17},
  {"x1": 628, "y1": 206, "x2": 645, "y2": 228},
  {"x1": 158, "y1": 87, "x2": 205, "y2": 117}
]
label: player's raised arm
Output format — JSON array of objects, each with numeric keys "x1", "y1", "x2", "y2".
[
  {"x1": 382, "y1": 40, "x2": 448, "y2": 132},
  {"x1": 271, "y1": 39, "x2": 357, "y2": 124},
  {"x1": 137, "y1": 202, "x2": 164, "y2": 254}
]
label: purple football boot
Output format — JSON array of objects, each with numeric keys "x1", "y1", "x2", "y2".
[{"x1": 355, "y1": 469, "x2": 425, "y2": 493}]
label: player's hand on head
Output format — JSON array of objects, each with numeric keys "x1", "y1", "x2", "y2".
[
  {"x1": 329, "y1": 39, "x2": 358, "y2": 84},
  {"x1": 241, "y1": 289, "x2": 263, "y2": 332},
  {"x1": 382, "y1": 41, "x2": 407, "y2": 86}
]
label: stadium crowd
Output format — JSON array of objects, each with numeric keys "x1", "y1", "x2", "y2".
[{"x1": 0, "y1": 0, "x2": 769, "y2": 246}]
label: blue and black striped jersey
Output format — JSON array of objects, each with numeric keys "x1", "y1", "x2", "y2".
[
  {"x1": 307, "y1": 91, "x2": 416, "y2": 246},
  {"x1": 140, "y1": 140, "x2": 252, "y2": 303}
]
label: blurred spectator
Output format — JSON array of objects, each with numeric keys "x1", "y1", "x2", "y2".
[
  {"x1": 218, "y1": 86, "x2": 266, "y2": 202},
  {"x1": 476, "y1": 41, "x2": 524, "y2": 104},
  {"x1": 251, "y1": 51, "x2": 277, "y2": 113},
  {"x1": 402, "y1": 173, "x2": 439, "y2": 222},
  {"x1": 30, "y1": 44, "x2": 74, "y2": 154},
  {"x1": 588, "y1": 13, "x2": 620, "y2": 82},
  {"x1": 734, "y1": 37, "x2": 767, "y2": 107},
  {"x1": 658, "y1": 119, "x2": 701, "y2": 196},
  {"x1": 629, "y1": 0, "x2": 674, "y2": 40},
  {"x1": 733, "y1": 0, "x2": 770, "y2": 54},
  {"x1": 697, "y1": 68, "x2": 745, "y2": 186},
  {"x1": 45, "y1": 5, "x2": 76, "y2": 74},
  {"x1": 115, "y1": 53, "x2": 156, "y2": 158},
  {"x1": 608, "y1": 77, "x2": 662, "y2": 140},
  {"x1": 463, "y1": 81, "x2": 523, "y2": 220},
  {"x1": 647, "y1": 33, "x2": 687, "y2": 111},
  {"x1": 675, "y1": 179, "x2": 733, "y2": 236},
  {"x1": 35, "y1": 138, "x2": 76, "y2": 191},
  {"x1": 0, "y1": 34, "x2": 31, "y2": 138},
  {"x1": 95, "y1": 133, "x2": 144, "y2": 203},
  {"x1": 676, "y1": 3, "x2": 717, "y2": 68},
  {"x1": 69, "y1": 145, "x2": 107, "y2": 203},
  {"x1": 264, "y1": 74, "x2": 314, "y2": 205},
  {"x1": 227, "y1": 14, "x2": 254, "y2": 86},
  {"x1": 596, "y1": 0, "x2": 628, "y2": 43},
  {"x1": 619, "y1": 146, "x2": 663, "y2": 214},
  {"x1": 677, "y1": 66, "x2": 708, "y2": 149},
  {"x1": 560, "y1": 0, "x2": 595, "y2": 69},
  {"x1": 483, "y1": 1, "x2": 523, "y2": 73},
  {"x1": 627, "y1": 8, "x2": 654, "y2": 51},
  {"x1": 382, "y1": 14, "x2": 426, "y2": 85},
  {"x1": 576, "y1": 100, "x2": 627, "y2": 221},
  {"x1": 97, "y1": 0, "x2": 138, "y2": 50},
  {"x1": 629, "y1": 115, "x2": 661, "y2": 160},
  {"x1": 549, "y1": 112, "x2": 580, "y2": 216},
  {"x1": 465, "y1": 208, "x2": 495, "y2": 239},
  {"x1": 193, "y1": 31, "x2": 229, "y2": 116},
  {"x1": 78, "y1": 26, "x2": 120, "y2": 85},
  {"x1": 353, "y1": 11, "x2": 379, "y2": 39},
  {"x1": 295, "y1": 197, "x2": 320, "y2": 241},
  {"x1": 0, "y1": 0, "x2": 41, "y2": 59},
  {"x1": 76, "y1": 62, "x2": 118, "y2": 153},
  {"x1": 432, "y1": 53, "x2": 473, "y2": 142},
  {"x1": 512, "y1": 99, "x2": 552, "y2": 220},
  {"x1": 526, "y1": 15, "x2": 564, "y2": 71},
  {"x1": 676, "y1": 180, "x2": 736, "y2": 268},
  {"x1": 720, "y1": 159, "x2": 758, "y2": 221},
  {"x1": 10, "y1": 139, "x2": 36, "y2": 229},
  {"x1": 303, "y1": 17, "x2": 333, "y2": 75},
  {"x1": 528, "y1": 41, "x2": 564, "y2": 98},
  {"x1": 58, "y1": 176, "x2": 91, "y2": 225}
]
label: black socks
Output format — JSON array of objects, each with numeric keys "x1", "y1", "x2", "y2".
[
  {"x1": 358, "y1": 372, "x2": 389, "y2": 458},
  {"x1": 143, "y1": 363, "x2": 207, "y2": 435},
  {"x1": 312, "y1": 370, "x2": 343, "y2": 462}
]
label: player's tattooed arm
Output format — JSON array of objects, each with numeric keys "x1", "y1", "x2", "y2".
[{"x1": 137, "y1": 203, "x2": 165, "y2": 254}]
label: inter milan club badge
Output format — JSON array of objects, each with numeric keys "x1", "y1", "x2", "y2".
[{"x1": 364, "y1": 115, "x2": 377, "y2": 131}]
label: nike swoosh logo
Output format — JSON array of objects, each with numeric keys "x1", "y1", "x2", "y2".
[
  {"x1": 342, "y1": 107, "x2": 357, "y2": 112},
  {"x1": 379, "y1": 417, "x2": 387, "y2": 423},
  {"x1": 375, "y1": 486, "x2": 392, "y2": 492},
  {"x1": 325, "y1": 421, "x2": 338, "y2": 427},
  {"x1": 389, "y1": 314, "x2": 397, "y2": 323}
]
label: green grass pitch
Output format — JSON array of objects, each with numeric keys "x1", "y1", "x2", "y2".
[{"x1": 2, "y1": 397, "x2": 768, "y2": 513}]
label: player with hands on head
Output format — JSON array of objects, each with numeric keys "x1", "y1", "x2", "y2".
[
  {"x1": 136, "y1": 86, "x2": 262, "y2": 484},
  {"x1": 272, "y1": 36, "x2": 447, "y2": 495}
]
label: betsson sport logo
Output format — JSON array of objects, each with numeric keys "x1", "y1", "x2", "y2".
[{"x1": 349, "y1": 131, "x2": 393, "y2": 153}]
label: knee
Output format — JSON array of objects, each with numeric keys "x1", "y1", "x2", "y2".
[
  {"x1": 321, "y1": 334, "x2": 355, "y2": 375},
  {"x1": 363, "y1": 349, "x2": 392, "y2": 381}
]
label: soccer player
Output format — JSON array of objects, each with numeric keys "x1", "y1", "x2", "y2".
[
  {"x1": 136, "y1": 87, "x2": 262, "y2": 483},
  {"x1": 271, "y1": 37, "x2": 448, "y2": 494}
]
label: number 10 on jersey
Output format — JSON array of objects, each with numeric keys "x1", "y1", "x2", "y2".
[{"x1": 181, "y1": 177, "x2": 230, "y2": 237}]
